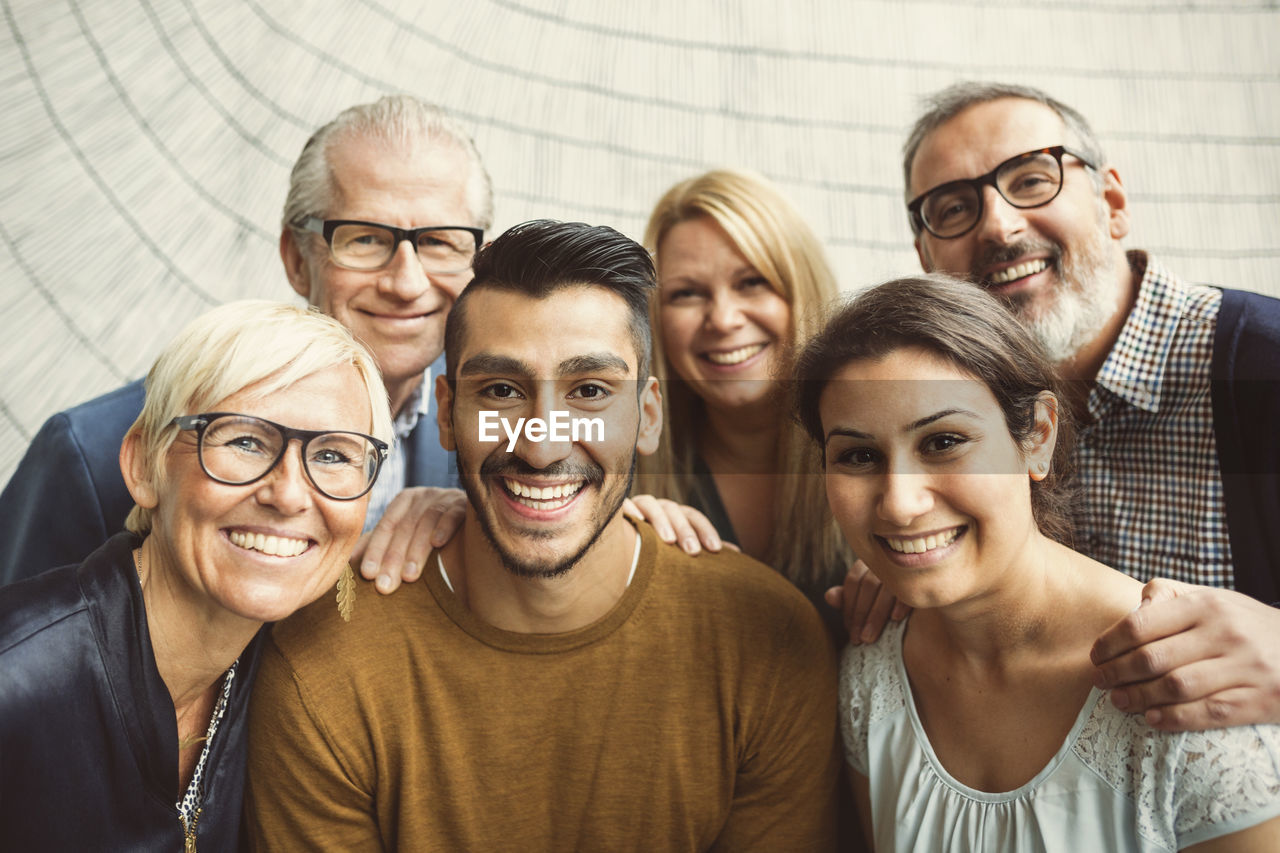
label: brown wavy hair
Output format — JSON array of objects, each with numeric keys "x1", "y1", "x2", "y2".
[{"x1": 795, "y1": 274, "x2": 1075, "y2": 544}]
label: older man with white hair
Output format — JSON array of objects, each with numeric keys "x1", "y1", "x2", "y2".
[{"x1": 0, "y1": 95, "x2": 491, "y2": 590}]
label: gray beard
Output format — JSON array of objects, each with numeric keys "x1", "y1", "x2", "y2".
[
  {"x1": 1016, "y1": 241, "x2": 1116, "y2": 365},
  {"x1": 990, "y1": 214, "x2": 1120, "y2": 366}
]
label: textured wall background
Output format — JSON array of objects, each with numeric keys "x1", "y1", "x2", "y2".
[{"x1": 3, "y1": 0, "x2": 1278, "y2": 483}]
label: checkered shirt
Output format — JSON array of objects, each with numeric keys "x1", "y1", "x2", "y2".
[
  {"x1": 1069, "y1": 251, "x2": 1232, "y2": 587},
  {"x1": 364, "y1": 367, "x2": 432, "y2": 532}
]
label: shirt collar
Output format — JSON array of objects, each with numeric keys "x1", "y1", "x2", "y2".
[
  {"x1": 1092, "y1": 250, "x2": 1190, "y2": 415},
  {"x1": 392, "y1": 365, "x2": 432, "y2": 441}
]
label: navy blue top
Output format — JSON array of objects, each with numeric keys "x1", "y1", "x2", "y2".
[
  {"x1": 1211, "y1": 287, "x2": 1280, "y2": 604},
  {"x1": 0, "y1": 381, "x2": 144, "y2": 584},
  {"x1": 0, "y1": 532, "x2": 263, "y2": 850}
]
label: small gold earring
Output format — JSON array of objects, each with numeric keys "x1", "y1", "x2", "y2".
[{"x1": 337, "y1": 563, "x2": 356, "y2": 622}]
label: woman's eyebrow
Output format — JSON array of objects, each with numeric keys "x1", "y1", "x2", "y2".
[
  {"x1": 909, "y1": 407, "x2": 977, "y2": 431},
  {"x1": 822, "y1": 407, "x2": 980, "y2": 446}
]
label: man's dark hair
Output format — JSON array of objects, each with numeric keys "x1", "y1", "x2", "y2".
[{"x1": 445, "y1": 219, "x2": 657, "y2": 382}]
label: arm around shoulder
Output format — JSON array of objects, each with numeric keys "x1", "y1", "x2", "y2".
[{"x1": 1090, "y1": 581, "x2": 1280, "y2": 728}]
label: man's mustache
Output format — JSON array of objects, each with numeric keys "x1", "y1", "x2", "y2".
[
  {"x1": 479, "y1": 454, "x2": 605, "y2": 484},
  {"x1": 972, "y1": 239, "x2": 1061, "y2": 284}
]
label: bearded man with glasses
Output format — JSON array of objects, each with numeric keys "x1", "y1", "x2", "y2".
[
  {"x1": 1, "y1": 95, "x2": 492, "y2": 592},
  {"x1": 834, "y1": 81, "x2": 1280, "y2": 737}
]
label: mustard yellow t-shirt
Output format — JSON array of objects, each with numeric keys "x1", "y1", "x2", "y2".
[{"x1": 245, "y1": 521, "x2": 839, "y2": 851}]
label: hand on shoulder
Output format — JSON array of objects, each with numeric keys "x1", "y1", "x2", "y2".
[
  {"x1": 352, "y1": 487, "x2": 467, "y2": 594},
  {"x1": 825, "y1": 559, "x2": 910, "y2": 646},
  {"x1": 623, "y1": 495, "x2": 731, "y2": 555},
  {"x1": 1090, "y1": 579, "x2": 1280, "y2": 730}
]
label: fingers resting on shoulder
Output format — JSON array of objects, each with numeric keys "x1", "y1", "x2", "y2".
[
  {"x1": 352, "y1": 487, "x2": 467, "y2": 594},
  {"x1": 824, "y1": 560, "x2": 910, "y2": 646},
  {"x1": 624, "y1": 495, "x2": 728, "y2": 555},
  {"x1": 1090, "y1": 579, "x2": 1280, "y2": 729}
]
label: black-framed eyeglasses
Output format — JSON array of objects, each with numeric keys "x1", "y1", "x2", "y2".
[
  {"x1": 172, "y1": 413, "x2": 389, "y2": 501},
  {"x1": 293, "y1": 217, "x2": 483, "y2": 274},
  {"x1": 907, "y1": 146, "x2": 1098, "y2": 239}
]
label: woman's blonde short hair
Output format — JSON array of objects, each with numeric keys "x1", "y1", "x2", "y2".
[
  {"x1": 125, "y1": 300, "x2": 393, "y2": 534},
  {"x1": 637, "y1": 168, "x2": 849, "y2": 594}
]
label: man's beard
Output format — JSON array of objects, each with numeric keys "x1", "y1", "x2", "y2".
[
  {"x1": 461, "y1": 452, "x2": 634, "y2": 580},
  {"x1": 973, "y1": 219, "x2": 1118, "y2": 365}
]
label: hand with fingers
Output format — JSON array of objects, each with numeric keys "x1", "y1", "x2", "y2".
[
  {"x1": 352, "y1": 487, "x2": 467, "y2": 594},
  {"x1": 1090, "y1": 578, "x2": 1280, "y2": 730},
  {"x1": 825, "y1": 559, "x2": 911, "y2": 645},
  {"x1": 623, "y1": 495, "x2": 734, "y2": 555}
]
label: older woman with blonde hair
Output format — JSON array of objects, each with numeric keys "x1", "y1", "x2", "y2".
[
  {"x1": 634, "y1": 168, "x2": 850, "y2": 612},
  {"x1": 0, "y1": 300, "x2": 392, "y2": 849}
]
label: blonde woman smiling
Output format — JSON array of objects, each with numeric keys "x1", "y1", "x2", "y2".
[
  {"x1": 634, "y1": 169, "x2": 849, "y2": 616},
  {"x1": 0, "y1": 301, "x2": 392, "y2": 849}
]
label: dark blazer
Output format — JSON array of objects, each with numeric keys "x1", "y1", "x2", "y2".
[
  {"x1": 0, "y1": 532, "x2": 264, "y2": 850},
  {"x1": 1211, "y1": 287, "x2": 1280, "y2": 605},
  {"x1": 0, "y1": 355, "x2": 455, "y2": 585}
]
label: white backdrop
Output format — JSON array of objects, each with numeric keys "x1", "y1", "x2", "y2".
[{"x1": 3, "y1": 0, "x2": 1278, "y2": 483}]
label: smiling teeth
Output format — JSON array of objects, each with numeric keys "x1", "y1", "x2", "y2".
[
  {"x1": 707, "y1": 343, "x2": 765, "y2": 365},
  {"x1": 885, "y1": 528, "x2": 961, "y2": 555},
  {"x1": 229, "y1": 530, "x2": 309, "y2": 557},
  {"x1": 989, "y1": 259, "x2": 1048, "y2": 285},
  {"x1": 504, "y1": 479, "x2": 585, "y2": 510}
]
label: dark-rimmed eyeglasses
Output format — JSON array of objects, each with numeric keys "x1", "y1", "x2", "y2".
[
  {"x1": 293, "y1": 217, "x2": 483, "y2": 274},
  {"x1": 172, "y1": 413, "x2": 389, "y2": 501},
  {"x1": 907, "y1": 146, "x2": 1098, "y2": 239}
]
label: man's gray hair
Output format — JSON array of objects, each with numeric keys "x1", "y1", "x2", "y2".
[
  {"x1": 902, "y1": 82, "x2": 1107, "y2": 199},
  {"x1": 282, "y1": 95, "x2": 493, "y2": 237}
]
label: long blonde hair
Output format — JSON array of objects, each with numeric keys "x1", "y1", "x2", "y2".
[{"x1": 636, "y1": 169, "x2": 850, "y2": 594}]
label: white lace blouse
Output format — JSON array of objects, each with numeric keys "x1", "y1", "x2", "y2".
[{"x1": 840, "y1": 619, "x2": 1280, "y2": 852}]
